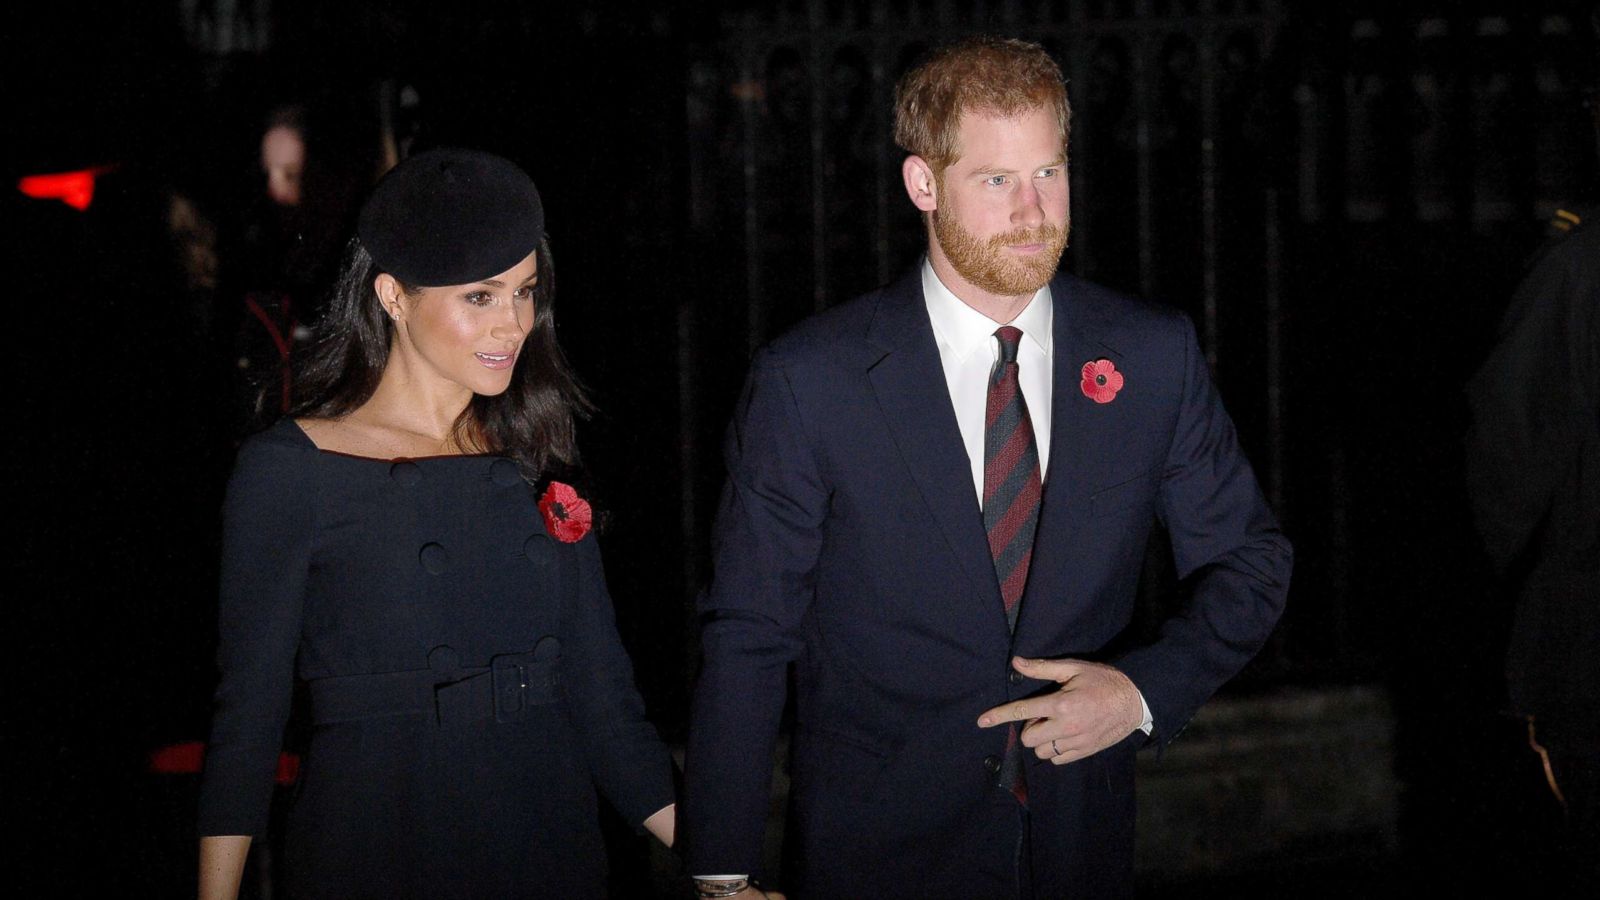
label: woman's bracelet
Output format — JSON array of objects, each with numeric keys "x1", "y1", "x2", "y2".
[{"x1": 694, "y1": 877, "x2": 751, "y2": 898}]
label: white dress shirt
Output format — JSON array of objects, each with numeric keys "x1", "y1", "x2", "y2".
[{"x1": 922, "y1": 262, "x2": 1054, "y2": 503}]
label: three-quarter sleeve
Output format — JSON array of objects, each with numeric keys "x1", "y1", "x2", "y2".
[
  {"x1": 558, "y1": 534, "x2": 676, "y2": 828},
  {"x1": 198, "y1": 435, "x2": 315, "y2": 836}
]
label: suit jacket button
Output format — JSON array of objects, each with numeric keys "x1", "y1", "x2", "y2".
[
  {"x1": 983, "y1": 755, "x2": 1001, "y2": 774},
  {"x1": 1009, "y1": 669, "x2": 1024, "y2": 685}
]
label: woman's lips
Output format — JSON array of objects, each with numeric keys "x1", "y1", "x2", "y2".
[{"x1": 475, "y1": 351, "x2": 516, "y2": 370}]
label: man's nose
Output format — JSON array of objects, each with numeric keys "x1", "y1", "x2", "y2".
[{"x1": 1011, "y1": 181, "x2": 1044, "y2": 228}]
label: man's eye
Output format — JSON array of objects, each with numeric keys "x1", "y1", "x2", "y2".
[
  {"x1": 986, "y1": 175, "x2": 1008, "y2": 187},
  {"x1": 1037, "y1": 167, "x2": 1060, "y2": 179}
]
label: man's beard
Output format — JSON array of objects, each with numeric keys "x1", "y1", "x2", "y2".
[{"x1": 933, "y1": 211, "x2": 1068, "y2": 298}]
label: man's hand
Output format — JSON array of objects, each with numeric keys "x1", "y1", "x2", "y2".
[
  {"x1": 643, "y1": 803, "x2": 676, "y2": 847},
  {"x1": 976, "y1": 657, "x2": 1143, "y2": 765}
]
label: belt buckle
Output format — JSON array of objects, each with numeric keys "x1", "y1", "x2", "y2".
[{"x1": 491, "y1": 651, "x2": 537, "y2": 723}]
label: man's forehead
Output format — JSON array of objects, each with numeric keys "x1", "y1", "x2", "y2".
[
  {"x1": 945, "y1": 105, "x2": 1065, "y2": 169},
  {"x1": 958, "y1": 105, "x2": 1037, "y2": 126}
]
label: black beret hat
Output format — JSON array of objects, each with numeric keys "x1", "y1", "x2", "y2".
[{"x1": 357, "y1": 148, "x2": 545, "y2": 287}]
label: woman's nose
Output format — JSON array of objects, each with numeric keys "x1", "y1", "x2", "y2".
[{"x1": 492, "y1": 304, "x2": 527, "y2": 340}]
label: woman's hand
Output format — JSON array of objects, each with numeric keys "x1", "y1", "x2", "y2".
[
  {"x1": 197, "y1": 835, "x2": 251, "y2": 900},
  {"x1": 699, "y1": 886, "x2": 785, "y2": 900}
]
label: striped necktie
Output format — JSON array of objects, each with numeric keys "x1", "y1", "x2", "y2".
[{"x1": 984, "y1": 325, "x2": 1042, "y2": 805}]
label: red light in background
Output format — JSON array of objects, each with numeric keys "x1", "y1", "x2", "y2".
[
  {"x1": 147, "y1": 740, "x2": 206, "y2": 774},
  {"x1": 18, "y1": 166, "x2": 114, "y2": 211}
]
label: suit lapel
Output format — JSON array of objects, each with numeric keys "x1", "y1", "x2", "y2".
[
  {"x1": 1019, "y1": 275, "x2": 1127, "y2": 630},
  {"x1": 865, "y1": 270, "x2": 1007, "y2": 626}
]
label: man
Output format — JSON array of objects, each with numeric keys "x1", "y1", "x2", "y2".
[
  {"x1": 1466, "y1": 203, "x2": 1599, "y2": 888},
  {"x1": 1466, "y1": 48, "x2": 1599, "y2": 884},
  {"x1": 684, "y1": 37, "x2": 1291, "y2": 899}
]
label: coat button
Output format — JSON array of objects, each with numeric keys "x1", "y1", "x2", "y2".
[
  {"x1": 490, "y1": 458, "x2": 522, "y2": 487},
  {"x1": 390, "y1": 461, "x2": 422, "y2": 485},
  {"x1": 1009, "y1": 669, "x2": 1024, "y2": 685},
  {"x1": 420, "y1": 542, "x2": 450, "y2": 574},
  {"x1": 427, "y1": 645, "x2": 460, "y2": 677},
  {"x1": 523, "y1": 533, "x2": 554, "y2": 567},
  {"x1": 533, "y1": 634, "x2": 562, "y2": 661},
  {"x1": 983, "y1": 755, "x2": 1001, "y2": 774}
]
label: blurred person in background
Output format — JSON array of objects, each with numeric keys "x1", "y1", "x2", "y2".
[
  {"x1": 229, "y1": 102, "x2": 369, "y2": 436},
  {"x1": 1465, "y1": 71, "x2": 1600, "y2": 890}
]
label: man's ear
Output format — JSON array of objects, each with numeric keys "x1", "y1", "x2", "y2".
[
  {"x1": 374, "y1": 273, "x2": 405, "y2": 322},
  {"x1": 902, "y1": 155, "x2": 939, "y2": 213}
]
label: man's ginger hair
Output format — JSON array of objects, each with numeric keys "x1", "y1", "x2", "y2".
[{"x1": 893, "y1": 36, "x2": 1071, "y2": 172}]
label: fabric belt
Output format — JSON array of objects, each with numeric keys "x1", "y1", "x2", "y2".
[{"x1": 308, "y1": 643, "x2": 560, "y2": 727}]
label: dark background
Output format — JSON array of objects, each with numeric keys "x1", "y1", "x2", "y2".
[{"x1": 4, "y1": 0, "x2": 1595, "y2": 895}]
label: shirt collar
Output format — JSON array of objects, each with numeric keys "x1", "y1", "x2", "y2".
[{"x1": 922, "y1": 258, "x2": 1054, "y2": 361}]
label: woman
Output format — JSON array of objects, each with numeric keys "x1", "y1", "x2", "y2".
[{"x1": 198, "y1": 149, "x2": 676, "y2": 899}]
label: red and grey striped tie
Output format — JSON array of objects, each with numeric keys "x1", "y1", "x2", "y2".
[{"x1": 984, "y1": 325, "x2": 1042, "y2": 805}]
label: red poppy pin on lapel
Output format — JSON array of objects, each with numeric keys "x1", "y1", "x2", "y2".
[
  {"x1": 539, "y1": 481, "x2": 593, "y2": 543},
  {"x1": 1080, "y1": 359, "x2": 1124, "y2": 404}
]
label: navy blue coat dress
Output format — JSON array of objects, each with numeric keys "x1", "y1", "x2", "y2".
[
  {"x1": 198, "y1": 419, "x2": 674, "y2": 899},
  {"x1": 684, "y1": 269, "x2": 1292, "y2": 898}
]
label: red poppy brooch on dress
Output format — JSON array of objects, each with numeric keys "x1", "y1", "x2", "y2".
[
  {"x1": 1080, "y1": 358, "x2": 1124, "y2": 404},
  {"x1": 538, "y1": 481, "x2": 593, "y2": 543}
]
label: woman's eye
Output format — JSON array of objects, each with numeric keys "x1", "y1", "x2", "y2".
[
  {"x1": 513, "y1": 284, "x2": 537, "y2": 300},
  {"x1": 464, "y1": 291, "x2": 495, "y2": 306}
]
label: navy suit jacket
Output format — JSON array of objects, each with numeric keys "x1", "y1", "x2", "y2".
[{"x1": 684, "y1": 268, "x2": 1291, "y2": 899}]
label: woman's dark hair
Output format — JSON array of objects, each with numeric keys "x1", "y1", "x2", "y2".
[{"x1": 290, "y1": 236, "x2": 590, "y2": 481}]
